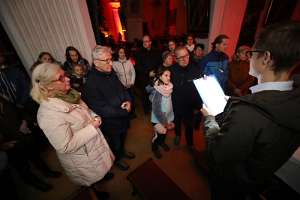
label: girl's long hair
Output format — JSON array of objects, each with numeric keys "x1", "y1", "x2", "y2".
[{"x1": 152, "y1": 67, "x2": 170, "y2": 86}]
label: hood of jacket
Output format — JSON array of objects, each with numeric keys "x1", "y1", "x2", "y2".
[{"x1": 233, "y1": 75, "x2": 300, "y2": 132}]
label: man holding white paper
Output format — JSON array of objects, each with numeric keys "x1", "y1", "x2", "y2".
[
  {"x1": 201, "y1": 22, "x2": 300, "y2": 200},
  {"x1": 193, "y1": 75, "x2": 227, "y2": 116}
]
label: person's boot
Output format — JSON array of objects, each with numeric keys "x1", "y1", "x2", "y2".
[
  {"x1": 152, "y1": 143, "x2": 162, "y2": 159},
  {"x1": 123, "y1": 151, "x2": 136, "y2": 159},
  {"x1": 92, "y1": 187, "x2": 110, "y2": 200},
  {"x1": 115, "y1": 160, "x2": 129, "y2": 171},
  {"x1": 159, "y1": 134, "x2": 170, "y2": 151},
  {"x1": 160, "y1": 143, "x2": 170, "y2": 152}
]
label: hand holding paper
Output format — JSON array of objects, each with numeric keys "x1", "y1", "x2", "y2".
[
  {"x1": 201, "y1": 103, "x2": 211, "y2": 117},
  {"x1": 193, "y1": 75, "x2": 228, "y2": 116}
]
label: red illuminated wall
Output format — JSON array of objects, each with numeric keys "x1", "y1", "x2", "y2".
[
  {"x1": 209, "y1": 0, "x2": 248, "y2": 58},
  {"x1": 143, "y1": 0, "x2": 167, "y2": 37},
  {"x1": 292, "y1": 0, "x2": 300, "y2": 21},
  {"x1": 102, "y1": 0, "x2": 124, "y2": 42}
]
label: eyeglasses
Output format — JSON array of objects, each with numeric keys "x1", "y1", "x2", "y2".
[
  {"x1": 52, "y1": 74, "x2": 67, "y2": 82},
  {"x1": 176, "y1": 54, "x2": 189, "y2": 61},
  {"x1": 246, "y1": 50, "x2": 268, "y2": 58},
  {"x1": 96, "y1": 58, "x2": 113, "y2": 64}
]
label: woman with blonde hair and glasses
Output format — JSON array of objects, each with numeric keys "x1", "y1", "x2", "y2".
[{"x1": 31, "y1": 63, "x2": 114, "y2": 199}]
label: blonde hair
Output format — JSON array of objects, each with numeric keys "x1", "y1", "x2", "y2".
[
  {"x1": 92, "y1": 45, "x2": 112, "y2": 60},
  {"x1": 30, "y1": 63, "x2": 61, "y2": 103}
]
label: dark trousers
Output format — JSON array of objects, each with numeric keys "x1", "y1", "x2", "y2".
[
  {"x1": 127, "y1": 88, "x2": 136, "y2": 116},
  {"x1": 136, "y1": 73, "x2": 151, "y2": 114},
  {"x1": 174, "y1": 113, "x2": 194, "y2": 146},
  {"x1": 102, "y1": 128, "x2": 128, "y2": 161},
  {"x1": 142, "y1": 88, "x2": 151, "y2": 114}
]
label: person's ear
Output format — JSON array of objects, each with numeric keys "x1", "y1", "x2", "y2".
[
  {"x1": 93, "y1": 60, "x2": 99, "y2": 66},
  {"x1": 263, "y1": 51, "x2": 273, "y2": 66}
]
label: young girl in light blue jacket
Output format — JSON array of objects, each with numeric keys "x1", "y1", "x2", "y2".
[{"x1": 148, "y1": 67, "x2": 174, "y2": 159}]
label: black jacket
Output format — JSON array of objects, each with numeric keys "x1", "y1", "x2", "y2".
[
  {"x1": 0, "y1": 96, "x2": 21, "y2": 142},
  {"x1": 208, "y1": 76, "x2": 300, "y2": 192},
  {"x1": 170, "y1": 62, "x2": 202, "y2": 115},
  {"x1": 82, "y1": 68, "x2": 131, "y2": 131},
  {"x1": 135, "y1": 47, "x2": 162, "y2": 85}
]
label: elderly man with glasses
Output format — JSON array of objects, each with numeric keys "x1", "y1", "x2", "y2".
[
  {"x1": 82, "y1": 46, "x2": 135, "y2": 171},
  {"x1": 170, "y1": 46, "x2": 203, "y2": 149}
]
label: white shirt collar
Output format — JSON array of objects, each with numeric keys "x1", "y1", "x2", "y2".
[{"x1": 250, "y1": 81, "x2": 294, "y2": 93}]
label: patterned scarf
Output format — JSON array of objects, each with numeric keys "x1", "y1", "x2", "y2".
[{"x1": 154, "y1": 81, "x2": 173, "y2": 97}]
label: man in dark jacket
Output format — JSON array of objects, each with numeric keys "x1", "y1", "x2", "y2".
[
  {"x1": 82, "y1": 46, "x2": 135, "y2": 171},
  {"x1": 201, "y1": 22, "x2": 300, "y2": 200},
  {"x1": 171, "y1": 46, "x2": 202, "y2": 148},
  {"x1": 135, "y1": 35, "x2": 162, "y2": 114}
]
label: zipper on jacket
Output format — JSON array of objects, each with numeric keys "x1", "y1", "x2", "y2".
[
  {"x1": 121, "y1": 61, "x2": 128, "y2": 86},
  {"x1": 84, "y1": 145, "x2": 88, "y2": 156}
]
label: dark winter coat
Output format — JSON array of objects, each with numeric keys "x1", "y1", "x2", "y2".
[
  {"x1": 170, "y1": 62, "x2": 202, "y2": 116},
  {"x1": 135, "y1": 47, "x2": 162, "y2": 86},
  {"x1": 82, "y1": 68, "x2": 131, "y2": 132},
  {"x1": 207, "y1": 76, "x2": 300, "y2": 193}
]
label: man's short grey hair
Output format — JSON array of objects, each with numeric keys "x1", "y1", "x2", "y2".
[{"x1": 92, "y1": 45, "x2": 112, "y2": 60}]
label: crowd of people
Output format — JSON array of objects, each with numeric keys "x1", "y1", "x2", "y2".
[{"x1": 0, "y1": 21, "x2": 300, "y2": 200}]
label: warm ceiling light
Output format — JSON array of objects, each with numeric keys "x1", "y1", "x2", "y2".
[{"x1": 110, "y1": 2, "x2": 120, "y2": 9}]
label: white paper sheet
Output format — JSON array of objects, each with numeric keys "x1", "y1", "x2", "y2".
[{"x1": 193, "y1": 75, "x2": 227, "y2": 116}]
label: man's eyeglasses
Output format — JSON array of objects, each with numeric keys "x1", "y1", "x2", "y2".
[
  {"x1": 176, "y1": 54, "x2": 189, "y2": 61},
  {"x1": 96, "y1": 58, "x2": 113, "y2": 64},
  {"x1": 246, "y1": 50, "x2": 269, "y2": 58}
]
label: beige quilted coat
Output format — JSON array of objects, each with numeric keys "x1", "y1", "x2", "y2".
[{"x1": 37, "y1": 98, "x2": 114, "y2": 186}]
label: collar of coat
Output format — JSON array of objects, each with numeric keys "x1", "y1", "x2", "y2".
[{"x1": 41, "y1": 98, "x2": 88, "y2": 113}]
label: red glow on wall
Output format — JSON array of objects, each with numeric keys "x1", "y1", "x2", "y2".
[
  {"x1": 102, "y1": 0, "x2": 125, "y2": 42},
  {"x1": 168, "y1": 0, "x2": 176, "y2": 35}
]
